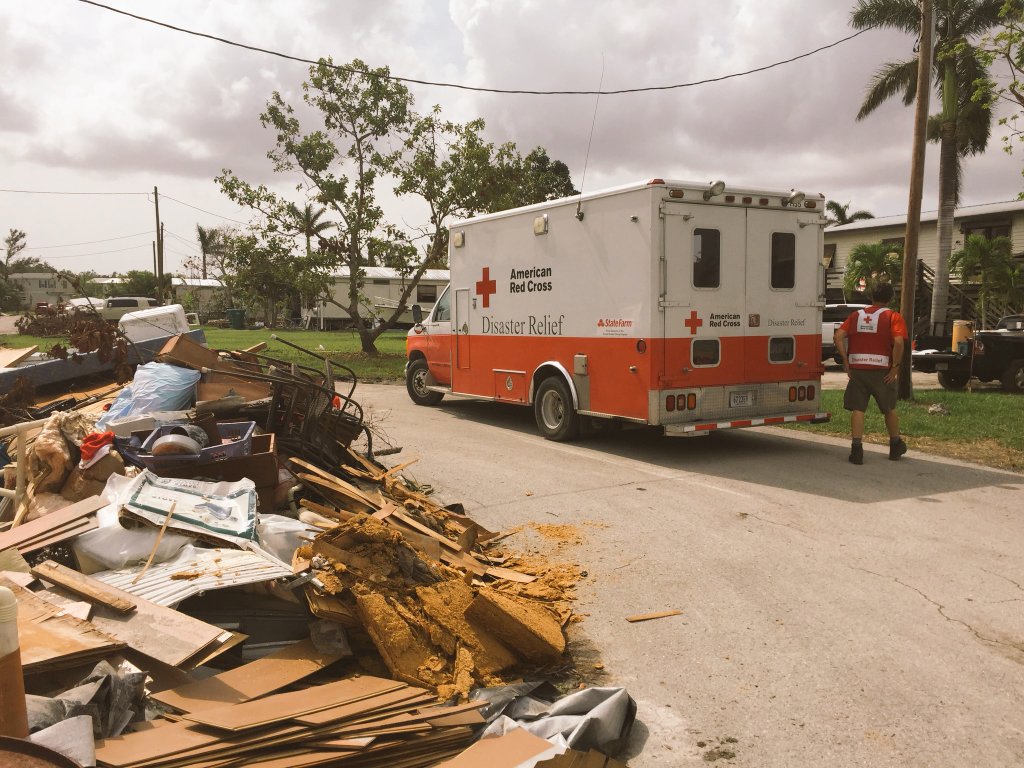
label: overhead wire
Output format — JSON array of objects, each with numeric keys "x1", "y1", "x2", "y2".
[
  {"x1": 26, "y1": 231, "x2": 152, "y2": 249},
  {"x1": 75, "y1": 0, "x2": 876, "y2": 96}
]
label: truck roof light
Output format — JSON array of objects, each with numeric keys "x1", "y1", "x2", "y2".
[
  {"x1": 668, "y1": 189, "x2": 684, "y2": 198},
  {"x1": 724, "y1": 195, "x2": 735, "y2": 203},
  {"x1": 703, "y1": 180, "x2": 726, "y2": 201},
  {"x1": 803, "y1": 200, "x2": 817, "y2": 209},
  {"x1": 742, "y1": 196, "x2": 752, "y2": 204},
  {"x1": 647, "y1": 178, "x2": 665, "y2": 186},
  {"x1": 759, "y1": 198, "x2": 769, "y2": 206}
]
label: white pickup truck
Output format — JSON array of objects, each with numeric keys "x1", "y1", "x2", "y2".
[{"x1": 821, "y1": 303, "x2": 868, "y2": 363}]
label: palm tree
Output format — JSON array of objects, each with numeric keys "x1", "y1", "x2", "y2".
[
  {"x1": 851, "y1": 0, "x2": 1004, "y2": 334},
  {"x1": 949, "y1": 234, "x2": 1021, "y2": 326},
  {"x1": 844, "y1": 241, "x2": 905, "y2": 297},
  {"x1": 826, "y1": 200, "x2": 875, "y2": 226},
  {"x1": 195, "y1": 225, "x2": 223, "y2": 281},
  {"x1": 290, "y1": 203, "x2": 334, "y2": 256}
]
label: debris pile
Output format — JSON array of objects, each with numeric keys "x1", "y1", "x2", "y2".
[{"x1": 0, "y1": 330, "x2": 632, "y2": 766}]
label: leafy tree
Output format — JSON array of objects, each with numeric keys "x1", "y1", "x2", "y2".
[
  {"x1": 7, "y1": 256, "x2": 51, "y2": 273},
  {"x1": 971, "y1": 1, "x2": 1024, "y2": 184},
  {"x1": 851, "y1": 0, "x2": 1004, "y2": 333},
  {"x1": 949, "y1": 233, "x2": 1022, "y2": 324},
  {"x1": 221, "y1": 231, "x2": 303, "y2": 326},
  {"x1": 3, "y1": 229, "x2": 27, "y2": 278},
  {"x1": 110, "y1": 270, "x2": 169, "y2": 299},
  {"x1": 844, "y1": 241, "x2": 905, "y2": 296},
  {"x1": 825, "y1": 200, "x2": 875, "y2": 226}
]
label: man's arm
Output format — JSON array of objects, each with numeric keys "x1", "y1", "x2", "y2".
[
  {"x1": 834, "y1": 327, "x2": 850, "y2": 374},
  {"x1": 885, "y1": 334, "x2": 906, "y2": 384}
]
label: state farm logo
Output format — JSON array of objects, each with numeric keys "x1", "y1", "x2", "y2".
[{"x1": 597, "y1": 318, "x2": 633, "y2": 336}]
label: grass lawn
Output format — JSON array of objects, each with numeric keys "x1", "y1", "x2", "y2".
[
  {"x1": 787, "y1": 389, "x2": 1024, "y2": 473},
  {"x1": 0, "y1": 327, "x2": 411, "y2": 382}
]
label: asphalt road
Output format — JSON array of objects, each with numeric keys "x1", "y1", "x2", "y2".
[{"x1": 356, "y1": 382, "x2": 1023, "y2": 768}]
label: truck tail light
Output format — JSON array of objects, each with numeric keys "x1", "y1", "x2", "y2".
[
  {"x1": 789, "y1": 386, "x2": 797, "y2": 402},
  {"x1": 798, "y1": 386, "x2": 806, "y2": 401},
  {"x1": 666, "y1": 395, "x2": 676, "y2": 411},
  {"x1": 686, "y1": 393, "x2": 696, "y2": 410},
  {"x1": 806, "y1": 384, "x2": 815, "y2": 400}
]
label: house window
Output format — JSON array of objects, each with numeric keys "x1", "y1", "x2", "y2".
[
  {"x1": 38, "y1": 279, "x2": 56, "y2": 289},
  {"x1": 823, "y1": 243, "x2": 837, "y2": 269},
  {"x1": 692, "y1": 338, "x2": 720, "y2": 367},
  {"x1": 692, "y1": 228, "x2": 720, "y2": 288},
  {"x1": 963, "y1": 222, "x2": 1010, "y2": 241},
  {"x1": 770, "y1": 232, "x2": 796, "y2": 289},
  {"x1": 416, "y1": 284, "x2": 437, "y2": 303}
]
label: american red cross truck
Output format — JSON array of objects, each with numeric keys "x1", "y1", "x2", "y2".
[{"x1": 405, "y1": 178, "x2": 831, "y2": 440}]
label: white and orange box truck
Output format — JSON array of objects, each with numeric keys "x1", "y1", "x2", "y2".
[{"x1": 405, "y1": 178, "x2": 830, "y2": 440}]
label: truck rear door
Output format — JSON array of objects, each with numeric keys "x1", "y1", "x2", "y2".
[
  {"x1": 744, "y1": 208, "x2": 821, "y2": 380},
  {"x1": 661, "y1": 203, "x2": 748, "y2": 386}
]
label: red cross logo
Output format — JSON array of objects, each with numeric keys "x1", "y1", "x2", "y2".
[
  {"x1": 684, "y1": 310, "x2": 703, "y2": 335},
  {"x1": 475, "y1": 267, "x2": 497, "y2": 308}
]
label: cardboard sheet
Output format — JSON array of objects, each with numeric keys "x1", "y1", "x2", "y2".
[{"x1": 152, "y1": 638, "x2": 346, "y2": 713}]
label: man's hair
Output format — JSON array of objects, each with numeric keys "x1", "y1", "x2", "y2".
[{"x1": 871, "y1": 282, "x2": 894, "y2": 305}]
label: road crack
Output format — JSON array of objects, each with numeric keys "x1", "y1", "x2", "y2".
[{"x1": 851, "y1": 567, "x2": 1024, "y2": 656}]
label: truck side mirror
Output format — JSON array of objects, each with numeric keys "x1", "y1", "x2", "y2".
[{"x1": 412, "y1": 304, "x2": 423, "y2": 324}]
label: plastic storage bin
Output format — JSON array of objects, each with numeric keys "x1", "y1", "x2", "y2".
[{"x1": 138, "y1": 420, "x2": 256, "y2": 471}]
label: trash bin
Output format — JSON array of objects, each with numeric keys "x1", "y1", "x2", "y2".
[{"x1": 226, "y1": 308, "x2": 246, "y2": 330}]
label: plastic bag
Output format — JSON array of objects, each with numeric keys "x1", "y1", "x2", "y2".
[
  {"x1": 72, "y1": 524, "x2": 193, "y2": 574},
  {"x1": 256, "y1": 514, "x2": 319, "y2": 562},
  {"x1": 96, "y1": 363, "x2": 201, "y2": 431}
]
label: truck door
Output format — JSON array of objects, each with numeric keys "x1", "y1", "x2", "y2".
[
  {"x1": 418, "y1": 285, "x2": 452, "y2": 385},
  {"x1": 662, "y1": 203, "x2": 748, "y2": 386},
  {"x1": 744, "y1": 208, "x2": 820, "y2": 380},
  {"x1": 454, "y1": 288, "x2": 471, "y2": 370}
]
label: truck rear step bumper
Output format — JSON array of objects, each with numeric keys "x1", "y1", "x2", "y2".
[{"x1": 664, "y1": 411, "x2": 830, "y2": 437}]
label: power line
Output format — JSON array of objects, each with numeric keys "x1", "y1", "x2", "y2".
[
  {"x1": 27, "y1": 244, "x2": 151, "y2": 260},
  {"x1": 27, "y1": 231, "x2": 152, "y2": 249},
  {"x1": 0, "y1": 187, "x2": 147, "y2": 196},
  {"x1": 157, "y1": 193, "x2": 250, "y2": 225},
  {"x1": 76, "y1": 0, "x2": 875, "y2": 96}
]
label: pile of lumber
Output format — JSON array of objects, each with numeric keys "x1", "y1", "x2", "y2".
[{"x1": 96, "y1": 673, "x2": 484, "y2": 767}]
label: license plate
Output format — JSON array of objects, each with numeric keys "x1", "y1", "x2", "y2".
[
  {"x1": 935, "y1": 363, "x2": 947, "y2": 371},
  {"x1": 730, "y1": 391, "x2": 753, "y2": 408}
]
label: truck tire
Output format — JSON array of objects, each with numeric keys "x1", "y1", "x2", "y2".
[
  {"x1": 1001, "y1": 359, "x2": 1024, "y2": 393},
  {"x1": 406, "y1": 358, "x2": 444, "y2": 406},
  {"x1": 534, "y1": 376, "x2": 580, "y2": 442},
  {"x1": 937, "y1": 371, "x2": 969, "y2": 391}
]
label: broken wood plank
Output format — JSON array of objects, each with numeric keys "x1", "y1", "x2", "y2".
[
  {"x1": 296, "y1": 472, "x2": 378, "y2": 514},
  {"x1": 0, "y1": 495, "x2": 104, "y2": 548},
  {"x1": 0, "y1": 345, "x2": 38, "y2": 368},
  {"x1": 624, "y1": 609, "x2": 683, "y2": 623},
  {"x1": 30, "y1": 559, "x2": 136, "y2": 613}
]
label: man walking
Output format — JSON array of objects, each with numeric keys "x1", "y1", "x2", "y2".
[{"x1": 834, "y1": 282, "x2": 909, "y2": 465}]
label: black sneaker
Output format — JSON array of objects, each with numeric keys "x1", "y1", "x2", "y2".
[
  {"x1": 889, "y1": 438, "x2": 908, "y2": 461},
  {"x1": 849, "y1": 443, "x2": 864, "y2": 465}
]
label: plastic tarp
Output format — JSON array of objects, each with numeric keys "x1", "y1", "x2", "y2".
[
  {"x1": 96, "y1": 363, "x2": 200, "y2": 432},
  {"x1": 473, "y1": 683, "x2": 636, "y2": 757}
]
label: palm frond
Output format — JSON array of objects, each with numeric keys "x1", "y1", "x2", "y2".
[{"x1": 857, "y1": 59, "x2": 918, "y2": 119}]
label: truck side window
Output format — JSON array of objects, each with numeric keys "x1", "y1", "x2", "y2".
[
  {"x1": 432, "y1": 287, "x2": 451, "y2": 322},
  {"x1": 692, "y1": 228, "x2": 720, "y2": 288},
  {"x1": 769, "y1": 336, "x2": 795, "y2": 362},
  {"x1": 692, "y1": 339, "x2": 720, "y2": 367},
  {"x1": 771, "y1": 233, "x2": 795, "y2": 289}
]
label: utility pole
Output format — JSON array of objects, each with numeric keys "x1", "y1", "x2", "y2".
[
  {"x1": 153, "y1": 186, "x2": 165, "y2": 303},
  {"x1": 900, "y1": 0, "x2": 933, "y2": 401},
  {"x1": 152, "y1": 242, "x2": 157, "y2": 276}
]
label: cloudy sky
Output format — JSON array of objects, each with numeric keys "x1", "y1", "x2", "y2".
[{"x1": 1, "y1": 0, "x2": 1020, "y2": 276}]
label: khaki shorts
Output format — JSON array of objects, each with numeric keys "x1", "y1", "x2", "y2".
[{"x1": 844, "y1": 368, "x2": 897, "y2": 414}]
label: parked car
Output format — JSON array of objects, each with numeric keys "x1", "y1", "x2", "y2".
[
  {"x1": 98, "y1": 297, "x2": 159, "y2": 322},
  {"x1": 821, "y1": 303, "x2": 869, "y2": 362},
  {"x1": 67, "y1": 296, "x2": 105, "y2": 314}
]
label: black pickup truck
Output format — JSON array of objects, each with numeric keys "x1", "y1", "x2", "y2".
[{"x1": 912, "y1": 315, "x2": 1024, "y2": 392}]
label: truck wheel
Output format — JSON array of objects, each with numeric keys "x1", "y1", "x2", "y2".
[
  {"x1": 937, "y1": 371, "x2": 969, "y2": 391},
  {"x1": 1001, "y1": 359, "x2": 1024, "y2": 393},
  {"x1": 406, "y1": 359, "x2": 444, "y2": 406},
  {"x1": 534, "y1": 376, "x2": 580, "y2": 441}
]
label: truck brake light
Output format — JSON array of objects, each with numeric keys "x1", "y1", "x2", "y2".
[{"x1": 666, "y1": 395, "x2": 676, "y2": 411}]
